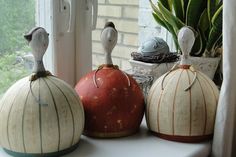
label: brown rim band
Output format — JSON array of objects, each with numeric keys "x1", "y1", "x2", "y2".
[
  {"x1": 151, "y1": 131, "x2": 213, "y2": 143},
  {"x1": 178, "y1": 65, "x2": 191, "y2": 69},
  {"x1": 83, "y1": 129, "x2": 139, "y2": 138}
]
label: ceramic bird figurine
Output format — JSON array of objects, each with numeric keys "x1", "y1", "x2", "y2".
[
  {"x1": 178, "y1": 27, "x2": 195, "y2": 66},
  {"x1": 24, "y1": 27, "x2": 48, "y2": 72},
  {"x1": 100, "y1": 22, "x2": 118, "y2": 65},
  {"x1": 146, "y1": 27, "x2": 219, "y2": 142},
  {"x1": 75, "y1": 22, "x2": 145, "y2": 138},
  {"x1": 0, "y1": 27, "x2": 84, "y2": 156},
  {"x1": 24, "y1": 27, "x2": 52, "y2": 80}
]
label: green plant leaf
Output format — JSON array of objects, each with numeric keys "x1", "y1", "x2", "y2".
[
  {"x1": 215, "y1": 0, "x2": 223, "y2": 11},
  {"x1": 199, "y1": 28, "x2": 207, "y2": 56},
  {"x1": 198, "y1": 9, "x2": 210, "y2": 33},
  {"x1": 158, "y1": 2, "x2": 185, "y2": 30},
  {"x1": 152, "y1": 13, "x2": 179, "y2": 50},
  {"x1": 160, "y1": 19, "x2": 179, "y2": 50},
  {"x1": 186, "y1": 0, "x2": 206, "y2": 28},
  {"x1": 207, "y1": 0, "x2": 217, "y2": 22},
  {"x1": 150, "y1": 0, "x2": 222, "y2": 57},
  {"x1": 150, "y1": 0, "x2": 170, "y2": 29},
  {"x1": 159, "y1": 0, "x2": 172, "y2": 11},
  {"x1": 208, "y1": 0, "x2": 215, "y2": 22},
  {"x1": 150, "y1": 0, "x2": 180, "y2": 50},
  {"x1": 206, "y1": 5, "x2": 222, "y2": 54},
  {"x1": 215, "y1": 35, "x2": 222, "y2": 48},
  {"x1": 149, "y1": 0, "x2": 161, "y2": 15},
  {"x1": 173, "y1": 0, "x2": 185, "y2": 21},
  {"x1": 183, "y1": 0, "x2": 189, "y2": 20},
  {"x1": 152, "y1": 13, "x2": 168, "y2": 30},
  {"x1": 190, "y1": 29, "x2": 203, "y2": 56}
]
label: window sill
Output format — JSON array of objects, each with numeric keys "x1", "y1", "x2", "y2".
[{"x1": 0, "y1": 120, "x2": 211, "y2": 157}]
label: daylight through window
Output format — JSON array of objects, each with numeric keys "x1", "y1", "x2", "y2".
[{"x1": 0, "y1": 0, "x2": 36, "y2": 97}]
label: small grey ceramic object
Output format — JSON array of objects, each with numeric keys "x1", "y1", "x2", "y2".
[{"x1": 138, "y1": 37, "x2": 169, "y2": 56}]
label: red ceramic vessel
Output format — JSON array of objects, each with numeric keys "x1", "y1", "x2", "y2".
[{"x1": 75, "y1": 65, "x2": 145, "y2": 138}]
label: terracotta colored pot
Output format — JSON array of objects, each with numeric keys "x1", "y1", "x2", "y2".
[{"x1": 75, "y1": 65, "x2": 145, "y2": 138}]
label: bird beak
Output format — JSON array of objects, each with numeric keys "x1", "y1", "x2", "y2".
[{"x1": 24, "y1": 34, "x2": 32, "y2": 44}]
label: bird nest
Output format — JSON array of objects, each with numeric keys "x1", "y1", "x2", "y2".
[{"x1": 131, "y1": 52, "x2": 179, "y2": 64}]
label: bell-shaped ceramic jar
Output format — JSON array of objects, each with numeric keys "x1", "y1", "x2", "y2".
[
  {"x1": 75, "y1": 22, "x2": 145, "y2": 138},
  {"x1": 146, "y1": 27, "x2": 219, "y2": 142},
  {"x1": 0, "y1": 27, "x2": 84, "y2": 156}
]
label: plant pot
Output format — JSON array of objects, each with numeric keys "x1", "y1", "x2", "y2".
[
  {"x1": 129, "y1": 57, "x2": 220, "y2": 81},
  {"x1": 188, "y1": 57, "x2": 221, "y2": 80},
  {"x1": 129, "y1": 59, "x2": 176, "y2": 81}
]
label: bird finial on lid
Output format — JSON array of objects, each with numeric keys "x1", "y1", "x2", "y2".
[
  {"x1": 100, "y1": 21, "x2": 118, "y2": 65},
  {"x1": 24, "y1": 27, "x2": 51, "y2": 80},
  {"x1": 178, "y1": 26, "x2": 195, "y2": 66}
]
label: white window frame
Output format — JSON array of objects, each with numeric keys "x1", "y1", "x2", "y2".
[
  {"x1": 36, "y1": 0, "x2": 54, "y2": 73},
  {"x1": 36, "y1": 0, "x2": 97, "y2": 86}
]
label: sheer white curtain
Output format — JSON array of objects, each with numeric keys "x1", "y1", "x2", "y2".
[
  {"x1": 37, "y1": 0, "x2": 97, "y2": 86},
  {"x1": 212, "y1": 1, "x2": 236, "y2": 157}
]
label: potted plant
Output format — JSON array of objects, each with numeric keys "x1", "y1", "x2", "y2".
[
  {"x1": 129, "y1": 0, "x2": 222, "y2": 81},
  {"x1": 147, "y1": 0, "x2": 222, "y2": 79}
]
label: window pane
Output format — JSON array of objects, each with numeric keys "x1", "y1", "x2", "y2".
[{"x1": 0, "y1": 0, "x2": 35, "y2": 97}]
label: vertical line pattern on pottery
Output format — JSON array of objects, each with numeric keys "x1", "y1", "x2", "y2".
[
  {"x1": 172, "y1": 70, "x2": 184, "y2": 135},
  {"x1": 22, "y1": 88, "x2": 31, "y2": 153},
  {"x1": 7, "y1": 81, "x2": 27, "y2": 150},
  {"x1": 0, "y1": 79, "x2": 26, "y2": 116},
  {"x1": 157, "y1": 91, "x2": 163, "y2": 132},
  {"x1": 43, "y1": 78, "x2": 60, "y2": 151},
  {"x1": 70, "y1": 90, "x2": 83, "y2": 112},
  {"x1": 186, "y1": 70, "x2": 192, "y2": 136},
  {"x1": 49, "y1": 77, "x2": 84, "y2": 144},
  {"x1": 0, "y1": 79, "x2": 26, "y2": 147},
  {"x1": 51, "y1": 77, "x2": 83, "y2": 111},
  {"x1": 198, "y1": 72, "x2": 218, "y2": 102},
  {"x1": 146, "y1": 78, "x2": 162, "y2": 130},
  {"x1": 198, "y1": 72, "x2": 218, "y2": 134},
  {"x1": 39, "y1": 79, "x2": 43, "y2": 153},
  {"x1": 46, "y1": 78, "x2": 75, "y2": 147},
  {"x1": 70, "y1": 92, "x2": 84, "y2": 143},
  {"x1": 157, "y1": 70, "x2": 179, "y2": 133},
  {"x1": 196, "y1": 77, "x2": 207, "y2": 135}
]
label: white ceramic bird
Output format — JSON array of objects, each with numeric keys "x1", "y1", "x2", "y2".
[
  {"x1": 24, "y1": 27, "x2": 51, "y2": 80},
  {"x1": 178, "y1": 27, "x2": 195, "y2": 65},
  {"x1": 100, "y1": 22, "x2": 118, "y2": 65},
  {"x1": 24, "y1": 27, "x2": 49, "y2": 73}
]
